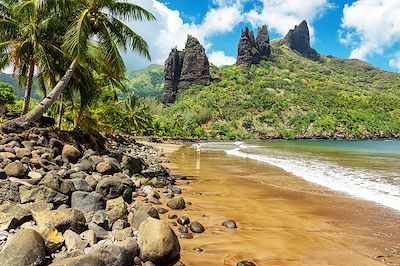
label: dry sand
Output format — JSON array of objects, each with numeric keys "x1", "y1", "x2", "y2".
[{"x1": 146, "y1": 143, "x2": 400, "y2": 266}]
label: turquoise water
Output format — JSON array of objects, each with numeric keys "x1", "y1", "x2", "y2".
[{"x1": 197, "y1": 140, "x2": 400, "y2": 211}]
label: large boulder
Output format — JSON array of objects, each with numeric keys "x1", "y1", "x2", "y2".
[
  {"x1": 33, "y1": 208, "x2": 86, "y2": 234},
  {"x1": 0, "y1": 229, "x2": 46, "y2": 266},
  {"x1": 121, "y1": 155, "x2": 144, "y2": 175},
  {"x1": 284, "y1": 20, "x2": 320, "y2": 60},
  {"x1": 96, "y1": 177, "x2": 134, "y2": 200},
  {"x1": 137, "y1": 218, "x2": 180, "y2": 264},
  {"x1": 87, "y1": 238, "x2": 139, "y2": 266},
  {"x1": 71, "y1": 191, "x2": 105, "y2": 212},
  {"x1": 51, "y1": 255, "x2": 105, "y2": 266},
  {"x1": 62, "y1": 145, "x2": 82, "y2": 163}
]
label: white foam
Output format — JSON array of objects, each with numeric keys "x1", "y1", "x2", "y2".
[{"x1": 226, "y1": 148, "x2": 400, "y2": 211}]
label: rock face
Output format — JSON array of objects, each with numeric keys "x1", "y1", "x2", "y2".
[
  {"x1": 163, "y1": 35, "x2": 211, "y2": 105},
  {"x1": 237, "y1": 25, "x2": 271, "y2": 66},
  {"x1": 284, "y1": 20, "x2": 320, "y2": 61}
]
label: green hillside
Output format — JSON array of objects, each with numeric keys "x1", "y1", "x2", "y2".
[
  {"x1": 124, "y1": 64, "x2": 164, "y2": 98},
  {"x1": 160, "y1": 39, "x2": 400, "y2": 139}
]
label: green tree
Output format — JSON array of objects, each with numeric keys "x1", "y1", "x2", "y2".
[
  {"x1": 0, "y1": 0, "x2": 155, "y2": 132},
  {"x1": 0, "y1": 82, "x2": 15, "y2": 114}
]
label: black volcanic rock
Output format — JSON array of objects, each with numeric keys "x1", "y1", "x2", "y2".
[
  {"x1": 163, "y1": 49, "x2": 183, "y2": 105},
  {"x1": 256, "y1": 25, "x2": 271, "y2": 61},
  {"x1": 178, "y1": 36, "x2": 211, "y2": 91},
  {"x1": 163, "y1": 36, "x2": 211, "y2": 105},
  {"x1": 237, "y1": 26, "x2": 271, "y2": 66},
  {"x1": 284, "y1": 20, "x2": 320, "y2": 61}
]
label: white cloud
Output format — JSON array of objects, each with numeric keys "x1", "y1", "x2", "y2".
[
  {"x1": 245, "y1": 0, "x2": 332, "y2": 38},
  {"x1": 123, "y1": 0, "x2": 242, "y2": 69},
  {"x1": 208, "y1": 51, "x2": 237, "y2": 66},
  {"x1": 340, "y1": 0, "x2": 400, "y2": 62},
  {"x1": 389, "y1": 52, "x2": 400, "y2": 70}
]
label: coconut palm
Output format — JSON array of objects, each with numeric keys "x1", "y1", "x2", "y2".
[{"x1": 0, "y1": 0, "x2": 155, "y2": 131}]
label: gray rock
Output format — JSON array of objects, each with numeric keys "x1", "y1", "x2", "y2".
[
  {"x1": 0, "y1": 180, "x2": 20, "y2": 203},
  {"x1": 189, "y1": 221, "x2": 205, "y2": 233},
  {"x1": 138, "y1": 218, "x2": 180, "y2": 264},
  {"x1": 51, "y1": 254, "x2": 105, "y2": 266},
  {"x1": 0, "y1": 169, "x2": 6, "y2": 179},
  {"x1": 178, "y1": 233, "x2": 193, "y2": 239},
  {"x1": 167, "y1": 196, "x2": 186, "y2": 210},
  {"x1": 19, "y1": 185, "x2": 68, "y2": 205},
  {"x1": 96, "y1": 177, "x2": 134, "y2": 200},
  {"x1": 237, "y1": 261, "x2": 257, "y2": 266},
  {"x1": 0, "y1": 203, "x2": 32, "y2": 230},
  {"x1": 64, "y1": 229, "x2": 88, "y2": 252},
  {"x1": 222, "y1": 219, "x2": 237, "y2": 229},
  {"x1": 121, "y1": 155, "x2": 144, "y2": 175},
  {"x1": 284, "y1": 20, "x2": 320, "y2": 60},
  {"x1": 71, "y1": 191, "x2": 105, "y2": 212},
  {"x1": 178, "y1": 227, "x2": 188, "y2": 234},
  {"x1": 0, "y1": 229, "x2": 46, "y2": 266},
  {"x1": 128, "y1": 211, "x2": 150, "y2": 229},
  {"x1": 88, "y1": 238, "x2": 139, "y2": 266},
  {"x1": 177, "y1": 216, "x2": 190, "y2": 226}
]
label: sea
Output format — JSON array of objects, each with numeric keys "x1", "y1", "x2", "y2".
[{"x1": 195, "y1": 140, "x2": 400, "y2": 211}]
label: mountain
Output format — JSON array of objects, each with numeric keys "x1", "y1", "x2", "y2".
[
  {"x1": 124, "y1": 64, "x2": 164, "y2": 98},
  {"x1": 161, "y1": 39, "x2": 400, "y2": 139},
  {"x1": 0, "y1": 73, "x2": 23, "y2": 98}
]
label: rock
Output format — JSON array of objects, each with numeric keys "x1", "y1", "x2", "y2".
[
  {"x1": 0, "y1": 204, "x2": 32, "y2": 230},
  {"x1": 189, "y1": 221, "x2": 205, "y2": 233},
  {"x1": 112, "y1": 227, "x2": 133, "y2": 241},
  {"x1": 237, "y1": 261, "x2": 257, "y2": 266},
  {"x1": 177, "y1": 216, "x2": 190, "y2": 226},
  {"x1": 284, "y1": 20, "x2": 320, "y2": 60},
  {"x1": 19, "y1": 185, "x2": 68, "y2": 205},
  {"x1": 167, "y1": 196, "x2": 186, "y2": 210},
  {"x1": 163, "y1": 35, "x2": 211, "y2": 105},
  {"x1": 28, "y1": 171, "x2": 43, "y2": 179},
  {"x1": 88, "y1": 238, "x2": 139, "y2": 266},
  {"x1": 193, "y1": 247, "x2": 204, "y2": 253},
  {"x1": 0, "y1": 229, "x2": 46, "y2": 266},
  {"x1": 256, "y1": 25, "x2": 271, "y2": 61},
  {"x1": 34, "y1": 208, "x2": 86, "y2": 233},
  {"x1": 222, "y1": 219, "x2": 237, "y2": 229},
  {"x1": 178, "y1": 227, "x2": 188, "y2": 234},
  {"x1": 128, "y1": 211, "x2": 150, "y2": 229},
  {"x1": 51, "y1": 254, "x2": 105, "y2": 266},
  {"x1": 88, "y1": 222, "x2": 109, "y2": 240},
  {"x1": 112, "y1": 219, "x2": 126, "y2": 231},
  {"x1": 64, "y1": 229, "x2": 88, "y2": 252},
  {"x1": 0, "y1": 180, "x2": 20, "y2": 203},
  {"x1": 80, "y1": 230, "x2": 96, "y2": 247},
  {"x1": 4, "y1": 161, "x2": 27, "y2": 178},
  {"x1": 71, "y1": 191, "x2": 105, "y2": 212},
  {"x1": 168, "y1": 214, "x2": 177, "y2": 219},
  {"x1": 157, "y1": 207, "x2": 168, "y2": 214},
  {"x1": 71, "y1": 178, "x2": 92, "y2": 191},
  {"x1": 106, "y1": 197, "x2": 127, "y2": 225},
  {"x1": 62, "y1": 145, "x2": 82, "y2": 163},
  {"x1": 96, "y1": 162, "x2": 118, "y2": 174},
  {"x1": 42, "y1": 227, "x2": 65, "y2": 252},
  {"x1": 72, "y1": 160, "x2": 93, "y2": 172},
  {"x1": 143, "y1": 262, "x2": 155, "y2": 266},
  {"x1": 137, "y1": 217, "x2": 180, "y2": 264},
  {"x1": 92, "y1": 210, "x2": 109, "y2": 229},
  {"x1": 138, "y1": 203, "x2": 159, "y2": 219},
  {"x1": 15, "y1": 147, "x2": 31, "y2": 159},
  {"x1": 0, "y1": 152, "x2": 16, "y2": 160},
  {"x1": 178, "y1": 233, "x2": 193, "y2": 239},
  {"x1": 96, "y1": 177, "x2": 134, "y2": 200},
  {"x1": 121, "y1": 155, "x2": 144, "y2": 175},
  {"x1": 0, "y1": 169, "x2": 6, "y2": 179}
]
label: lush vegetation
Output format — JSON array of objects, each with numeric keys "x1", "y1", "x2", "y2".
[
  {"x1": 161, "y1": 41, "x2": 400, "y2": 139},
  {"x1": 1, "y1": 2, "x2": 399, "y2": 141}
]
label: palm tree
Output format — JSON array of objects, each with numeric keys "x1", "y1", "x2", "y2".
[
  {"x1": 0, "y1": 0, "x2": 155, "y2": 132},
  {"x1": 124, "y1": 93, "x2": 153, "y2": 134}
]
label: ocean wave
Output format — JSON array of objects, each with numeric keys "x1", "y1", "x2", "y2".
[{"x1": 226, "y1": 148, "x2": 400, "y2": 211}]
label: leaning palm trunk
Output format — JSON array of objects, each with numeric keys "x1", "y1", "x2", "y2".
[
  {"x1": 21, "y1": 58, "x2": 35, "y2": 115},
  {"x1": 0, "y1": 59, "x2": 78, "y2": 132}
]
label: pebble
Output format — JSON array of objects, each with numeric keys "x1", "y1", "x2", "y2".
[
  {"x1": 178, "y1": 227, "x2": 189, "y2": 234},
  {"x1": 178, "y1": 233, "x2": 193, "y2": 239},
  {"x1": 222, "y1": 219, "x2": 237, "y2": 229},
  {"x1": 157, "y1": 208, "x2": 168, "y2": 214},
  {"x1": 177, "y1": 216, "x2": 190, "y2": 226},
  {"x1": 168, "y1": 214, "x2": 177, "y2": 219},
  {"x1": 193, "y1": 247, "x2": 204, "y2": 253},
  {"x1": 189, "y1": 222, "x2": 205, "y2": 233},
  {"x1": 237, "y1": 261, "x2": 256, "y2": 266}
]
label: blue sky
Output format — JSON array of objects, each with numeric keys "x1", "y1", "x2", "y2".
[{"x1": 124, "y1": 0, "x2": 400, "y2": 72}]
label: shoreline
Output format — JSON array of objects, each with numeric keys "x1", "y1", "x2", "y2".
[{"x1": 160, "y1": 145, "x2": 400, "y2": 265}]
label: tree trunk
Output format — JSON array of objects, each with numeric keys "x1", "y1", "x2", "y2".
[
  {"x1": 0, "y1": 58, "x2": 78, "y2": 132},
  {"x1": 57, "y1": 93, "x2": 64, "y2": 129},
  {"x1": 21, "y1": 58, "x2": 35, "y2": 115}
]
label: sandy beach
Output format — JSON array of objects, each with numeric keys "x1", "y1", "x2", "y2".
[{"x1": 151, "y1": 144, "x2": 400, "y2": 266}]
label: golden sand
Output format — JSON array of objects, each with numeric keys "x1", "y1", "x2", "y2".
[{"x1": 157, "y1": 146, "x2": 400, "y2": 266}]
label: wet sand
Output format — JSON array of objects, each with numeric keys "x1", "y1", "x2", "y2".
[{"x1": 159, "y1": 146, "x2": 400, "y2": 266}]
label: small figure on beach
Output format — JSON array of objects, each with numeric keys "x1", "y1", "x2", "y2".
[{"x1": 196, "y1": 143, "x2": 201, "y2": 153}]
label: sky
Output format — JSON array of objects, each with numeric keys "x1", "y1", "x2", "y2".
[{"x1": 123, "y1": 0, "x2": 400, "y2": 73}]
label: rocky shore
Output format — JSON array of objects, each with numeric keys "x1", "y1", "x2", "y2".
[{"x1": 0, "y1": 128, "x2": 232, "y2": 266}]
